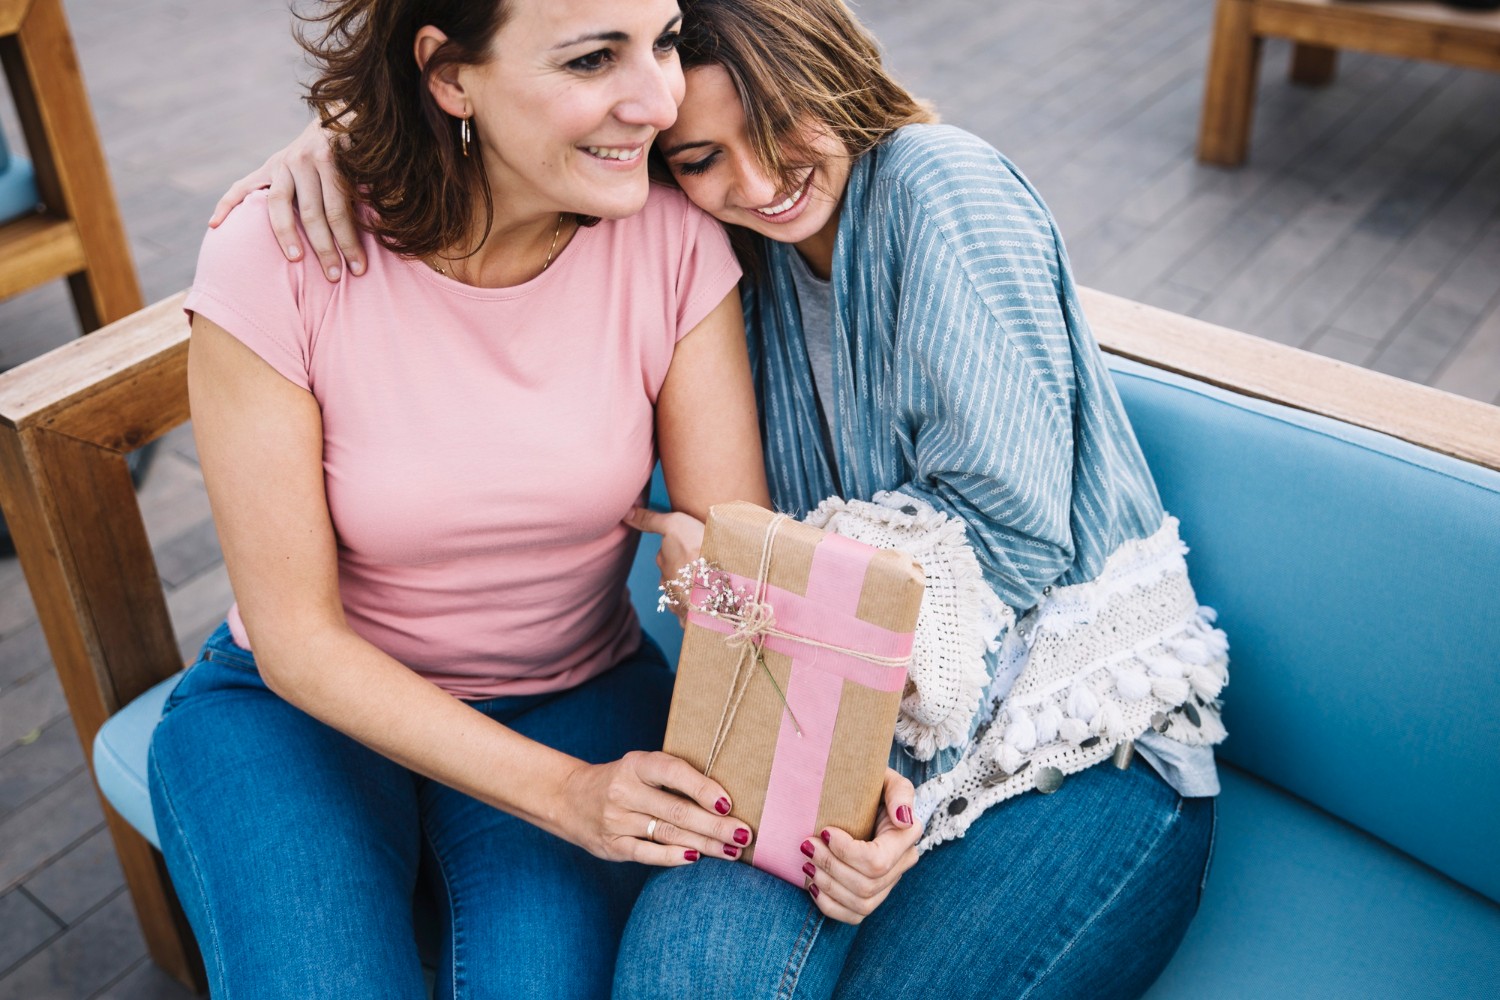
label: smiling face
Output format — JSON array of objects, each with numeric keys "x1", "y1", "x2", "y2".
[
  {"x1": 659, "y1": 64, "x2": 852, "y2": 247},
  {"x1": 428, "y1": 0, "x2": 686, "y2": 222}
]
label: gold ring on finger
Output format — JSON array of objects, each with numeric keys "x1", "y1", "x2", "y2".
[{"x1": 646, "y1": 817, "x2": 660, "y2": 842}]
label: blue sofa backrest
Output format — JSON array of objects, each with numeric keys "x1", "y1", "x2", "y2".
[{"x1": 1110, "y1": 357, "x2": 1500, "y2": 904}]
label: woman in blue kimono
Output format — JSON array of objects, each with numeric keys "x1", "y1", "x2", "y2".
[{"x1": 220, "y1": 1, "x2": 1227, "y2": 995}]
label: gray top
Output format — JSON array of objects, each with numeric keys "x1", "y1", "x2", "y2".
[{"x1": 786, "y1": 247, "x2": 838, "y2": 424}]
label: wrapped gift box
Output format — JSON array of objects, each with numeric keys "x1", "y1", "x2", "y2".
[{"x1": 663, "y1": 501, "x2": 924, "y2": 885}]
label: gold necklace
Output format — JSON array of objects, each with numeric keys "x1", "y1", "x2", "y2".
[{"x1": 427, "y1": 213, "x2": 566, "y2": 277}]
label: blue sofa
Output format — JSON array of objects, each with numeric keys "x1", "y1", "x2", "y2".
[
  {"x1": 89, "y1": 355, "x2": 1500, "y2": 997},
  {"x1": 0, "y1": 285, "x2": 1490, "y2": 995}
]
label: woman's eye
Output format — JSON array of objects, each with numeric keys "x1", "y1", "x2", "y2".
[
  {"x1": 655, "y1": 31, "x2": 681, "y2": 54},
  {"x1": 674, "y1": 153, "x2": 719, "y2": 176},
  {"x1": 567, "y1": 49, "x2": 612, "y2": 72}
]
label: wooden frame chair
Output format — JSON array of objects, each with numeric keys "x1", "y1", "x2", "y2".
[
  {"x1": 0, "y1": 288, "x2": 1497, "y2": 990},
  {"x1": 0, "y1": 0, "x2": 142, "y2": 329},
  {"x1": 1199, "y1": 0, "x2": 1500, "y2": 166}
]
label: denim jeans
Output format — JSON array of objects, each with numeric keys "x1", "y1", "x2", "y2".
[
  {"x1": 149, "y1": 623, "x2": 675, "y2": 1000},
  {"x1": 614, "y1": 755, "x2": 1214, "y2": 1000}
]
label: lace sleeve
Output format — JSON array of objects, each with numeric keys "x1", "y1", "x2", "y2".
[{"x1": 804, "y1": 492, "x2": 1014, "y2": 761}]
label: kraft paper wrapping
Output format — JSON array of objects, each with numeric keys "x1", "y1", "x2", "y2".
[{"x1": 662, "y1": 502, "x2": 924, "y2": 883}]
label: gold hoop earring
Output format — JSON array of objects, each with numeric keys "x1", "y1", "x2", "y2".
[{"x1": 461, "y1": 115, "x2": 471, "y2": 157}]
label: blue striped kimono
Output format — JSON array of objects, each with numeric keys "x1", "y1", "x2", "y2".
[{"x1": 743, "y1": 124, "x2": 1169, "y2": 781}]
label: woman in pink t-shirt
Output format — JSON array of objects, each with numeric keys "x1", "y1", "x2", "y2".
[{"x1": 148, "y1": 1, "x2": 774, "y2": 996}]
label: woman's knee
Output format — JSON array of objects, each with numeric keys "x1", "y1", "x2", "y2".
[{"x1": 614, "y1": 862, "x2": 855, "y2": 1000}]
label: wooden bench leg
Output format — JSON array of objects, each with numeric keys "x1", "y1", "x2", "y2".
[
  {"x1": 0, "y1": 419, "x2": 206, "y2": 993},
  {"x1": 1198, "y1": 0, "x2": 1263, "y2": 167},
  {"x1": 1290, "y1": 43, "x2": 1339, "y2": 86}
]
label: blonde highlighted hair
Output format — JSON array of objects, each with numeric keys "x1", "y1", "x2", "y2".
[{"x1": 672, "y1": 0, "x2": 937, "y2": 183}]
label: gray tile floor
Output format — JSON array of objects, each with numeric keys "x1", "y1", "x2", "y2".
[{"x1": 0, "y1": 0, "x2": 1497, "y2": 994}]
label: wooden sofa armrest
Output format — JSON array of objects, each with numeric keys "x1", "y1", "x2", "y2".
[
  {"x1": 0, "y1": 291, "x2": 201, "y2": 990},
  {"x1": 1081, "y1": 287, "x2": 1500, "y2": 475}
]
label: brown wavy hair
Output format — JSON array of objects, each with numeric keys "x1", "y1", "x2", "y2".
[
  {"x1": 299, "y1": 0, "x2": 596, "y2": 262},
  {"x1": 659, "y1": 0, "x2": 936, "y2": 266}
]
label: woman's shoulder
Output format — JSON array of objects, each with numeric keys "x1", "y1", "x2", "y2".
[
  {"x1": 197, "y1": 189, "x2": 332, "y2": 298},
  {"x1": 874, "y1": 124, "x2": 1051, "y2": 223},
  {"x1": 611, "y1": 182, "x2": 727, "y2": 248}
]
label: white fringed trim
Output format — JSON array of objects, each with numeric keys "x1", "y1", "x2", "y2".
[
  {"x1": 914, "y1": 517, "x2": 1230, "y2": 852},
  {"x1": 804, "y1": 491, "x2": 1012, "y2": 761}
]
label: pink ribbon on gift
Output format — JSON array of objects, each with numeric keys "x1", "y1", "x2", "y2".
[{"x1": 688, "y1": 532, "x2": 913, "y2": 885}]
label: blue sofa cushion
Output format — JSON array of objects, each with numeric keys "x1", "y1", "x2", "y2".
[
  {"x1": 93, "y1": 672, "x2": 181, "y2": 850},
  {"x1": 1110, "y1": 357, "x2": 1500, "y2": 903},
  {"x1": 1144, "y1": 765, "x2": 1500, "y2": 1000}
]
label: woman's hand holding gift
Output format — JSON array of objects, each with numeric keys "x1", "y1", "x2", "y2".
[
  {"x1": 801, "y1": 768, "x2": 922, "y2": 924},
  {"x1": 559, "y1": 750, "x2": 753, "y2": 867}
]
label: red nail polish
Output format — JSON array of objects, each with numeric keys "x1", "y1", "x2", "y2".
[
  {"x1": 684, "y1": 849, "x2": 699, "y2": 861},
  {"x1": 801, "y1": 840, "x2": 816, "y2": 858},
  {"x1": 803, "y1": 862, "x2": 816, "y2": 878},
  {"x1": 809, "y1": 883, "x2": 820, "y2": 899},
  {"x1": 820, "y1": 830, "x2": 831, "y2": 845},
  {"x1": 715, "y1": 797, "x2": 731, "y2": 815},
  {"x1": 723, "y1": 844, "x2": 739, "y2": 858},
  {"x1": 897, "y1": 805, "x2": 913, "y2": 825},
  {"x1": 734, "y1": 828, "x2": 750, "y2": 845}
]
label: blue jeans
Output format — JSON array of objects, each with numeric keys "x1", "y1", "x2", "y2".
[
  {"x1": 614, "y1": 756, "x2": 1214, "y2": 1000},
  {"x1": 149, "y1": 623, "x2": 676, "y2": 1000}
]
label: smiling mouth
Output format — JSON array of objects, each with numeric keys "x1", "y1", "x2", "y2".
[
  {"x1": 753, "y1": 170, "x2": 814, "y2": 217},
  {"x1": 584, "y1": 145, "x2": 643, "y2": 162}
]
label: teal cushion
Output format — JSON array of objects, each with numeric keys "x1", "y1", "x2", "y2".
[
  {"x1": 1110, "y1": 357, "x2": 1500, "y2": 903},
  {"x1": 93, "y1": 672, "x2": 181, "y2": 851},
  {"x1": 1146, "y1": 765, "x2": 1500, "y2": 1000},
  {"x1": 0, "y1": 154, "x2": 40, "y2": 226},
  {"x1": 0, "y1": 128, "x2": 40, "y2": 225}
]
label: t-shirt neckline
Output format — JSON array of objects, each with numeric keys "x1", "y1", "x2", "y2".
[{"x1": 400, "y1": 217, "x2": 595, "y2": 301}]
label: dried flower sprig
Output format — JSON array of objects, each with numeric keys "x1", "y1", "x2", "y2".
[{"x1": 658, "y1": 558, "x2": 803, "y2": 736}]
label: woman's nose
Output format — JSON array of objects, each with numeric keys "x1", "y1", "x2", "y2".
[
  {"x1": 733, "y1": 156, "x2": 780, "y2": 208},
  {"x1": 614, "y1": 54, "x2": 681, "y2": 133}
]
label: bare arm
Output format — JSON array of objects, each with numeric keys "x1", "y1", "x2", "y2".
[
  {"x1": 628, "y1": 288, "x2": 771, "y2": 573},
  {"x1": 190, "y1": 314, "x2": 750, "y2": 865},
  {"x1": 655, "y1": 287, "x2": 770, "y2": 515}
]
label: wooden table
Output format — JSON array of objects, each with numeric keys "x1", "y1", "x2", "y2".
[{"x1": 1198, "y1": 0, "x2": 1500, "y2": 166}]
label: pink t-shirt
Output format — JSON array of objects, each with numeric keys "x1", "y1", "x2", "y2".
[{"x1": 185, "y1": 186, "x2": 740, "y2": 699}]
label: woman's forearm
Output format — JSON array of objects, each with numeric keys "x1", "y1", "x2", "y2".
[{"x1": 257, "y1": 625, "x2": 585, "y2": 839}]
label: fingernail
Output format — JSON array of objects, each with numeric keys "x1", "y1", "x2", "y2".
[
  {"x1": 803, "y1": 861, "x2": 816, "y2": 878},
  {"x1": 350, "y1": 260, "x2": 364, "y2": 275},
  {"x1": 723, "y1": 844, "x2": 739, "y2": 858},
  {"x1": 684, "y1": 849, "x2": 699, "y2": 861},
  {"x1": 733, "y1": 828, "x2": 750, "y2": 845},
  {"x1": 286, "y1": 245, "x2": 301, "y2": 259},
  {"x1": 897, "y1": 805, "x2": 913, "y2": 825},
  {"x1": 715, "y1": 798, "x2": 731, "y2": 815},
  {"x1": 801, "y1": 840, "x2": 816, "y2": 858},
  {"x1": 820, "y1": 830, "x2": 831, "y2": 845},
  {"x1": 809, "y1": 883, "x2": 820, "y2": 899},
  {"x1": 327, "y1": 265, "x2": 340, "y2": 280}
]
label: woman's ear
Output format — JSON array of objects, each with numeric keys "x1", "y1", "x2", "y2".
[{"x1": 414, "y1": 25, "x2": 468, "y2": 118}]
